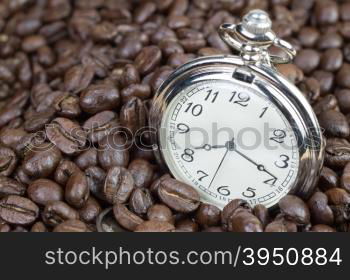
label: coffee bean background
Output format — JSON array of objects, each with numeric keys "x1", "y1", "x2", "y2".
[{"x1": 0, "y1": 0, "x2": 350, "y2": 232}]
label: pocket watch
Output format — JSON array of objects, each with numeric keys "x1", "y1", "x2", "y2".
[{"x1": 149, "y1": 10, "x2": 325, "y2": 209}]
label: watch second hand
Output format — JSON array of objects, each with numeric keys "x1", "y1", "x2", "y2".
[{"x1": 208, "y1": 140, "x2": 232, "y2": 188}]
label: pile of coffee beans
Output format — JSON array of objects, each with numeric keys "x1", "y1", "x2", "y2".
[{"x1": 0, "y1": 0, "x2": 350, "y2": 232}]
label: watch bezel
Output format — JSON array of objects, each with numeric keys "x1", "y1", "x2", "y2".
[{"x1": 149, "y1": 55, "x2": 325, "y2": 209}]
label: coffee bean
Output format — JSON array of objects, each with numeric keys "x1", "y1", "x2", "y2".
[
  {"x1": 294, "y1": 49, "x2": 320, "y2": 74},
  {"x1": 46, "y1": 117, "x2": 87, "y2": 154},
  {"x1": 318, "y1": 167, "x2": 338, "y2": 191},
  {"x1": 0, "y1": 146, "x2": 17, "y2": 176},
  {"x1": 96, "y1": 207, "x2": 126, "y2": 232},
  {"x1": 276, "y1": 64, "x2": 304, "y2": 84},
  {"x1": 309, "y1": 224, "x2": 336, "y2": 232},
  {"x1": 129, "y1": 188, "x2": 153, "y2": 215},
  {"x1": 221, "y1": 199, "x2": 252, "y2": 229},
  {"x1": 157, "y1": 178, "x2": 200, "y2": 213},
  {"x1": 42, "y1": 201, "x2": 79, "y2": 227},
  {"x1": 253, "y1": 204, "x2": 270, "y2": 228},
  {"x1": 31, "y1": 221, "x2": 48, "y2": 232},
  {"x1": 325, "y1": 138, "x2": 350, "y2": 169},
  {"x1": 307, "y1": 192, "x2": 334, "y2": 225},
  {"x1": 298, "y1": 27, "x2": 319, "y2": 48},
  {"x1": 265, "y1": 221, "x2": 288, "y2": 232},
  {"x1": 82, "y1": 111, "x2": 119, "y2": 144},
  {"x1": 120, "y1": 64, "x2": 140, "y2": 88},
  {"x1": 317, "y1": 32, "x2": 343, "y2": 50},
  {"x1": 0, "y1": 195, "x2": 39, "y2": 225},
  {"x1": 135, "y1": 220, "x2": 175, "y2": 232},
  {"x1": 134, "y1": 2, "x2": 157, "y2": 24},
  {"x1": 320, "y1": 48, "x2": 343, "y2": 72},
  {"x1": 120, "y1": 97, "x2": 146, "y2": 135},
  {"x1": 64, "y1": 64, "x2": 94, "y2": 94},
  {"x1": 134, "y1": 46, "x2": 162, "y2": 76},
  {"x1": 335, "y1": 89, "x2": 350, "y2": 114},
  {"x1": 103, "y1": 166, "x2": 134, "y2": 204},
  {"x1": 23, "y1": 108, "x2": 56, "y2": 132},
  {"x1": 315, "y1": 0, "x2": 339, "y2": 25},
  {"x1": 28, "y1": 179, "x2": 63, "y2": 206},
  {"x1": 22, "y1": 143, "x2": 62, "y2": 178},
  {"x1": 147, "y1": 204, "x2": 174, "y2": 224},
  {"x1": 229, "y1": 211, "x2": 263, "y2": 232},
  {"x1": 336, "y1": 63, "x2": 350, "y2": 88},
  {"x1": 80, "y1": 84, "x2": 120, "y2": 114},
  {"x1": 195, "y1": 203, "x2": 221, "y2": 227},
  {"x1": 121, "y1": 84, "x2": 151, "y2": 103},
  {"x1": 75, "y1": 148, "x2": 98, "y2": 170},
  {"x1": 53, "y1": 219, "x2": 89, "y2": 232},
  {"x1": 79, "y1": 196, "x2": 101, "y2": 223},
  {"x1": 175, "y1": 218, "x2": 199, "y2": 232},
  {"x1": 279, "y1": 195, "x2": 310, "y2": 225},
  {"x1": 54, "y1": 159, "x2": 79, "y2": 185},
  {"x1": 65, "y1": 170, "x2": 89, "y2": 208},
  {"x1": 98, "y1": 134, "x2": 130, "y2": 170},
  {"x1": 21, "y1": 35, "x2": 46, "y2": 53},
  {"x1": 85, "y1": 166, "x2": 106, "y2": 200},
  {"x1": 113, "y1": 202, "x2": 144, "y2": 231},
  {"x1": 0, "y1": 176, "x2": 25, "y2": 198},
  {"x1": 128, "y1": 159, "x2": 154, "y2": 189},
  {"x1": 318, "y1": 110, "x2": 350, "y2": 138},
  {"x1": 313, "y1": 70, "x2": 334, "y2": 94}
]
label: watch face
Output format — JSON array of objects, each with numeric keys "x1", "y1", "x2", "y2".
[{"x1": 159, "y1": 79, "x2": 300, "y2": 209}]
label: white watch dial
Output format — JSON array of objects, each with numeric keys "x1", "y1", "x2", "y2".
[{"x1": 160, "y1": 80, "x2": 299, "y2": 209}]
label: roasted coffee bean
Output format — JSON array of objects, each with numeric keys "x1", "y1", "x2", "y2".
[
  {"x1": 85, "y1": 166, "x2": 106, "y2": 200},
  {"x1": 313, "y1": 70, "x2": 334, "y2": 94},
  {"x1": 21, "y1": 35, "x2": 46, "y2": 53},
  {"x1": 23, "y1": 108, "x2": 55, "y2": 132},
  {"x1": 42, "y1": 201, "x2": 79, "y2": 227},
  {"x1": 103, "y1": 166, "x2": 134, "y2": 204},
  {"x1": 309, "y1": 224, "x2": 336, "y2": 232},
  {"x1": 175, "y1": 219, "x2": 199, "y2": 232},
  {"x1": 0, "y1": 176, "x2": 25, "y2": 197},
  {"x1": 294, "y1": 49, "x2": 320, "y2": 74},
  {"x1": 22, "y1": 143, "x2": 61, "y2": 178},
  {"x1": 336, "y1": 63, "x2": 350, "y2": 88},
  {"x1": 135, "y1": 220, "x2": 175, "y2": 232},
  {"x1": 318, "y1": 110, "x2": 350, "y2": 138},
  {"x1": 128, "y1": 159, "x2": 154, "y2": 189},
  {"x1": 31, "y1": 221, "x2": 48, "y2": 232},
  {"x1": 82, "y1": 111, "x2": 119, "y2": 144},
  {"x1": 64, "y1": 64, "x2": 94, "y2": 94},
  {"x1": 276, "y1": 63, "x2": 304, "y2": 84},
  {"x1": 314, "y1": 95, "x2": 338, "y2": 116},
  {"x1": 75, "y1": 148, "x2": 98, "y2": 170},
  {"x1": 229, "y1": 211, "x2": 263, "y2": 232},
  {"x1": 279, "y1": 195, "x2": 310, "y2": 225},
  {"x1": 253, "y1": 204, "x2": 270, "y2": 228},
  {"x1": 134, "y1": 2, "x2": 157, "y2": 24},
  {"x1": 46, "y1": 117, "x2": 86, "y2": 155},
  {"x1": 0, "y1": 195, "x2": 39, "y2": 225},
  {"x1": 96, "y1": 207, "x2": 126, "y2": 232},
  {"x1": 120, "y1": 64, "x2": 140, "y2": 88},
  {"x1": 325, "y1": 138, "x2": 350, "y2": 168},
  {"x1": 53, "y1": 219, "x2": 89, "y2": 232},
  {"x1": 221, "y1": 199, "x2": 252, "y2": 229},
  {"x1": 318, "y1": 167, "x2": 338, "y2": 191},
  {"x1": 325, "y1": 188, "x2": 350, "y2": 206},
  {"x1": 113, "y1": 202, "x2": 144, "y2": 231},
  {"x1": 335, "y1": 89, "x2": 350, "y2": 114},
  {"x1": 298, "y1": 27, "x2": 319, "y2": 48},
  {"x1": 121, "y1": 84, "x2": 151, "y2": 103},
  {"x1": 80, "y1": 84, "x2": 120, "y2": 114},
  {"x1": 341, "y1": 162, "x2": 350, "y2": 193},
  {"x1": 129, "y1": 188, "x2": 153, "y2": 215},
  {"x1": 0, "y1": 146, "x2": 17, "y2": 176},
  {"x1": 265, "y1": 221, "x2": 288, "y2": 232},
  {"x1": 317, "y1": 32, "x2": 343, "y2": 50},
  {"x1": 120, "y1": 97, "x2": 146, "y2": 135},
  {"x1": 158, "y1": 178, "x2": 200, "y2": 213},
  {"x1": 79, "y1": 197, "x2": 101, "y2": 224},
  {"x1": 147, "y1": 204, "x2": 174, "y2": 224},
  {"x1": 27, "y1": 179, "x2": 63, "y2": 206},
  {"x1": 308, "y1": 192, "x2": 334, "y2": 225},
  {"x1": 65, "y1": 170, "x2": 89, "y2": 208},
  {"x1": 98, "y1": 134, "x2": 130, "y2": 170},
  {"x1": 195, "y1": 203, "x2": 221, "y2": 227},
  {"x1": 134, "y1": 46, "x2": 162, "y2": 76},
  {"x1": 320, "y1": 48, "x2": 343, "y2": 72},
  {"x1": 54, "y1": 159, "x2": 79, "y2": 185}
]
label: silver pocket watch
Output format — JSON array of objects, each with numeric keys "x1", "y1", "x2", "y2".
[{"x1": 149, "y1": 10, "x2": 325, "y2": 209}]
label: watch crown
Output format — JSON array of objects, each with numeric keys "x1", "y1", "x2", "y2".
[{"x1": 242, "y1": 9, "x2": 272, "y2": 35}]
